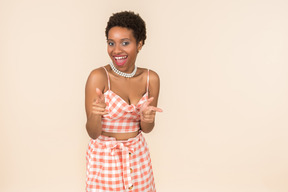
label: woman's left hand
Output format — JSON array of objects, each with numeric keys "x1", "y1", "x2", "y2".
[{"x1": 140, "y1": 97, "x2": 163, "y2": 123}]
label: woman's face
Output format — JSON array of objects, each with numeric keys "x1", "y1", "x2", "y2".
[{"x1": 107, "y1": 26, "x2": 142, "y2": 72}]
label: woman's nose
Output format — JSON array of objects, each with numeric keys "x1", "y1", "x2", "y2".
[{"x1": 113, "y1": 44, "x2": 122, "y2": 54}]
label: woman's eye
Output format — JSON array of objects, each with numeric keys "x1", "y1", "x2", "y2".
[
  {"x1": 122, "y1": 41, "x2": 130, "y2": 46},
  {"x1": 108, "y1": 42, "x2": 114, "y2": 46}
]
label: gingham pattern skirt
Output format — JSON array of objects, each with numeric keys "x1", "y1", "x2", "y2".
[{"x1": 86, "y1": 132, "x2": 156, "y2": 192}]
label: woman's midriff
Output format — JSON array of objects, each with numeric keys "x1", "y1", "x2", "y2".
[{"x1": 101, "y1": 131, "x2": 139, "y2": 141}]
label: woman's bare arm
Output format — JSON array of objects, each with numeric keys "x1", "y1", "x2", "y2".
[
  {"x1": 85, "y1": 68, "x2": 108, "y2": 139},
  {"x1": 140, "y1": 70, "x2": 162, "y2": 133}
]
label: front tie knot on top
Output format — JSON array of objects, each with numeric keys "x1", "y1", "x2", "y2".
[{"x1": 101, "y1": 67, "x2": 150, "y2": 133}]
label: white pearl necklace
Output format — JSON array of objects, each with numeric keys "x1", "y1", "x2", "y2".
[{"x1": 109, "y1": 62, "x2": 137, "y2": 78}]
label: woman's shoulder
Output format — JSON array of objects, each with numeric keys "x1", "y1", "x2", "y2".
[
  {"x1": 89, "y1": 66, "x2": 108, "y2": 77},
  {"x1": 138, "y1": 67, "x2": 159, "y2": 79},
  {"x1": 87, "y1": 66, "x2": 109, "y2": 83}
]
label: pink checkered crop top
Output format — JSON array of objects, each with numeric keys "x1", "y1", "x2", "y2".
[{"x1": 101, "y1": 67, "x2": 149, "y2": 133}]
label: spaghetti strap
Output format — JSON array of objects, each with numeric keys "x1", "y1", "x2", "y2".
[
  {"x1": 146, "y1": 69, "x2": 150, "y2": 93},
  {"x1": 102, "y1": 67, "x2": 110, "y2": 90}
]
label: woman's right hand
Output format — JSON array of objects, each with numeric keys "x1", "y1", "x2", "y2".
[{"x1": 92, "y1": 88, "x2": 108, "y2": 116}]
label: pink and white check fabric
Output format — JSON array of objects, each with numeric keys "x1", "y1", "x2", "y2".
[
  {"x1": 101, "y1": 90, "x2": 148, "y2": 133},
  {"x1": 86, "y1": 132, "x2": 156, "y2": 191},
  {"x1": 101, "y1": 67, "x2": 150, "y2": 133},
  {"x1": 86, "y1": 67, "x2": 155, "y2": 191}
]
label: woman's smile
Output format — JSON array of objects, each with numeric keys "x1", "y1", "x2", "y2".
[{"x1": 113, "y1": 55, "x2": 128, "y2": 66}]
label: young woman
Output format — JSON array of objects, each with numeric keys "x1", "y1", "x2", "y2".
[{"x1": 85, "y1": 11, "x2": 162, "y2": 191}]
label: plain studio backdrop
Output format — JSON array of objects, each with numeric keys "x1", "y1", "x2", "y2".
[{"x1": 1, "y1": 0, "x2": 288, "y2": 191}]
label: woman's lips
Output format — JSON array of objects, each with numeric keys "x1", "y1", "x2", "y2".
[{"x1": 114, "y1": 55, "x2": 128, "y2": 66}]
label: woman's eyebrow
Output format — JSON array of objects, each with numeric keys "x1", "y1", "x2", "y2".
[{"x1": 107, "y1": 38, "x2": 131, "y2": 41}]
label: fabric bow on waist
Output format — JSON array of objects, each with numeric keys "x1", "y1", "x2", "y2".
[{"x1": 105, "y1": 141, "x2": 135, "y2": 190}]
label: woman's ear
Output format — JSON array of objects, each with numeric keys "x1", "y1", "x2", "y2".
[{"x1": 137, "y1": 41, "x2": 143, "y2": 52}]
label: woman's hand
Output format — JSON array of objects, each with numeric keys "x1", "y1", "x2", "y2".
[
  {"x1": 92, "y1": 88, "x2": 108, "y2": 116},
  {"x1": 140, "y1": 97, "x2": 163, "y2": 123}
]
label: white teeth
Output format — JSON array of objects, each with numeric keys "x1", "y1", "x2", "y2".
[{"x1": 114, "y1": 56, "x2": 127, "y2": 60}]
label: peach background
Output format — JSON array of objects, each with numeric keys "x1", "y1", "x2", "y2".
[{"x1": 1, "y1": 0, "x2": 288, "y2": 191}]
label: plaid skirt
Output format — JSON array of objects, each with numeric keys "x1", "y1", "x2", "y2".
[{"x1": 86, "y1": 132, "x2": 156, "y2": 192}]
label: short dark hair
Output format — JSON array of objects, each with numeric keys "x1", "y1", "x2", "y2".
[{"x1": 105, "y1": 11, "x2": 147, "y2": 45}]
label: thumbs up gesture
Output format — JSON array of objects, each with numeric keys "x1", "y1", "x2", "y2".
[
  {"x1": 92, "y1": 88, "x2": 108, "y2": 116},
  {"x1": 140, "y1": 97, "x2": 163, "y2": 123}
]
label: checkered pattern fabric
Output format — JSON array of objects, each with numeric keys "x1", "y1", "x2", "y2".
[
  {"x1": 86, "y1": 132, "x2": 156, "y2": 192},
  {"x1": 101, "y1": 67, "x2": 150, "y2": 133},
  {"x1": 85, "y1": 67, "x2": 155, "y2": 191},
  {"x1": 102, "y1": 90, "x2": 148, "y2": 133}
]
